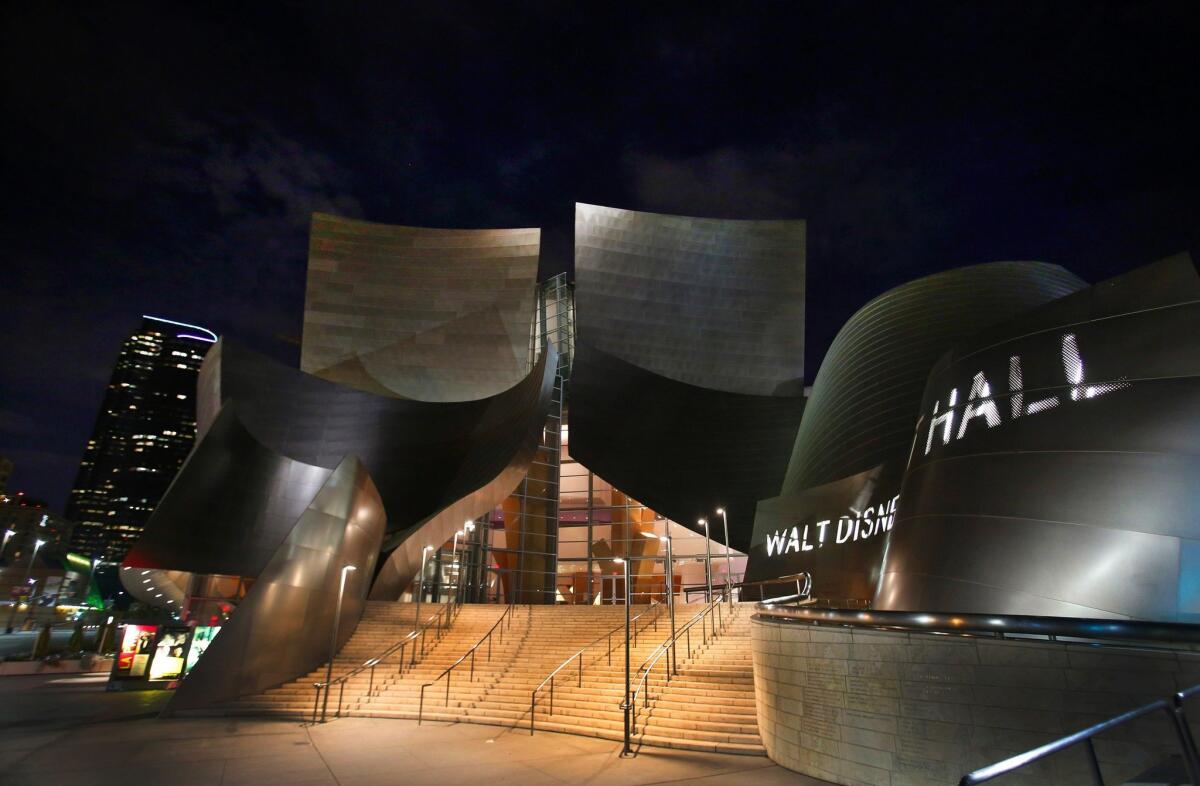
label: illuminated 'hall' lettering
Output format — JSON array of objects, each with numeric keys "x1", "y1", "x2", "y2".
[
  {"x1": 956, "y1": 372, "x2": 1001, "y2": 439},
  {"x1": 928, "y1": 333, "x2": 1129, "y2": 456},
  {"x1": 924, "y1": 388, "x2": 958, "y2": 455}
]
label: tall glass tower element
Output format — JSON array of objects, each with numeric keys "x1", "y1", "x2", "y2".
[{"x1": 66, "y1": 316, "x2": 215, "y2": 562}]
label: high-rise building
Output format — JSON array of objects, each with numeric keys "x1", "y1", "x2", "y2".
[{"x1": 66, "y1": 316, "x2": 215, "y2": 562}]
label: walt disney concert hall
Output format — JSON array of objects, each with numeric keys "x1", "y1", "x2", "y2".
[{"x1": 115, "y1": 203, "x2": 1200, "y2": 785}]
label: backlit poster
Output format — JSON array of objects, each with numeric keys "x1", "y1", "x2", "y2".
[
  {"x1": 116, "y1": 625, "x2": 157, "y2": 677},
  {"x1": 184, "y1": 626, "x2": 220, "y2": 675},
  {"x1": 148, "y1": 627, "x2": 190, "y2": 681}
]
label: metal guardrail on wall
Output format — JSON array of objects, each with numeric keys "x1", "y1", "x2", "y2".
[
  {"x1": 753, "y1": 602, "x2": 1200, "y2": 784},
  {"x1": 753, "y1": 604, "x2": 1200, "y2": 645},
  {"x1": 959, "y1": 685, "x2": 1200, "y2": 785}
]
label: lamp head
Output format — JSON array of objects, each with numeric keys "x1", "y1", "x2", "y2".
[
  {"x1": 716, "y1": 507, "x2": 725, "y2": 515},
  {"x1": 35, "y1": 538, "x2": 45, "y2": 549},
  {"x1": 612, "y1": 557, "x2": 625, "y2": 564},
  {"x1": 342, "y1": 564, "x2": 357, "y2": 573},
  {"x1": 464, "y1": 521, "x2": 475, "y2": 532},
  {"x1": 423, "y1": 545, "x2": 434, "y2": 552},
  {"x1": 698, "y1": 518, "x2": 707, "y2": 526}
]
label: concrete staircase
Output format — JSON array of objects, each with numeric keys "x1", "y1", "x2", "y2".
[
  {"x1": 226, "y1": 600, "x2": 763, "y2": 756},
  {"x1": 527, "y1": 601, "x2": 762, "y2": 755},
  {"x1": 228, "y1": 600, "x2": 473, "y2": 718},
  {"x1": 631, "y1": 602, "x2": 762, "y2": 755},
  {"x1": 361, "y1": 602, "x2": 675, "y2": 727}
]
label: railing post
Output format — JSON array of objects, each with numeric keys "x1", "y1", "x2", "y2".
[
  {"x1": 418, "y1": 684, "x2": 425, "y2": 725},
  {"x1": 337, "y1": 681, "x2": 345, "y2": 718},
  {"x1": 369, "y1": 664, "x2": 375, "y2": 698},
  {"x1": 550, "y1": 676, "x2": 554, "y2": 715},
  {"x1": 1169, "y1": 697, "x2": 1200, "y2": 784},
  {"x1": 446, "y1": 669, "x2": 451, "y2": 705},
  {"x1": 313, "y1": 685, "x2": 322, "y2": 724},
  {"x1": 470, "y1": 649, "x2": 476, "y2": 682},
  {"x1": 578, "y1": 653, "x2": 582, "y2": 687},
  {"x1": 1084, "y1": 738, "x2": 1104, "y2": 785},
  {"x1": 530, "y1": 691, "x2": 536, "y2": 735}
]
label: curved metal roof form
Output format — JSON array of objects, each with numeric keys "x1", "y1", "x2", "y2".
[
  {"x1": 574, "y1": 203, "x2": 806, "y2": 397},
  {"x1": 302, "y1": 212, "x2": 541, "y2": 402},
  {"x1": 129, "y1": 338, "x2": 555, "y2": 561},
  {"x1": 879, "y1": 254, "x2": 1200, "y2": 622},
  {"x1": 571, "y1": 203, "x2": 807, "y2": 547},
  {"x1": 782, "y1": 261, "x2": 1086, "y2": 494}
]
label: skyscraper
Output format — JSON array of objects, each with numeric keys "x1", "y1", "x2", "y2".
[{"x1": 66, "y1": 316, "x2": 215, "y2": 562}]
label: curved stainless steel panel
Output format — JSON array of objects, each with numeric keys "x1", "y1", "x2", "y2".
[
  {"x1": 123, "y1": 404, "x2": 334, "y2": 577},
  {"x1": 742, "y1": 262, "x2": 1085, "y2": 596},
  {"x1": 302, "y1": 213, "x2": 540, "y2": 402},
  {"x1": 208, "y1": 339, "x2": 555, "y2": 540},
  {"x1": 167, "y1": 455, "x2": 385, "y2": 712},
  {"x1": 568, "y1": 341, "x2": 801, "y2": 551},
  {"x1": 782, "y1": 261, "x2": 1085, "y2": 492},
  {"x1": 879, "y1": 254, "x2": 1200, "y2": 622},
  {"x1": 574, "y1": 202, "x2": 806, "y2": 397},
  {"x1": 369, "y1": 344, "x2": 558, "y2": 599},
  {"x1": 742, "y1": 463, "x2": 900, "y2": 600}
]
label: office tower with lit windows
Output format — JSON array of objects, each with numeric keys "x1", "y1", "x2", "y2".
[{"x1": 66, "y1": 316, "x2": 215, "y2": 562}]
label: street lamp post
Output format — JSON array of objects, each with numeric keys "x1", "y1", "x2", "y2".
[
  {"x1": 5, "y1": 538, "x2": 44, "y2": 634},
  {"x1": 1, "y1": 529, "x2": 14, "y2": 557},
  {"x1": 697, "y1": 518, "x2": 713, "y2": 603},
  {"x1": 716, "y1": 507, "x2": 734, "y2": 606},
  {"x1": 642, "y1": 530, "x2": 676, "y2": 673},
  {"x1": 614, "y1": 556, "x2": 633, "y2": 756},
  {"x1": 320, "y1": 564, "x2": 357, "y2": 722},
  {"x1": 414, "y1": 545, "x2": 434, "y2": 629}
]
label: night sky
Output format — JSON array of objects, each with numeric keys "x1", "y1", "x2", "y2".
[{"x1": 2, "y1": 2, "x2": 1197, "y2": 511}]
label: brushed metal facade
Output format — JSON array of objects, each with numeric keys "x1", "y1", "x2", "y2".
[
  {"x1": 782, "y1": 261, "x2": 1085, "y2": 492},
  {"x1": 568, "y1": 341, "x2": 801, "y2": 551},
  {"x1": 878, "y1": 254, "x2": 1200, "y2": 622},
  {"x1": 127, "y1": 337, "x2": 556, "y2": 591},
  {"x1": 302, "y1": 213, "x2": 540, "y2": 401},
  {"x1": 744, "y1": 262, "x2": 1086, "y2": 598},
  {"x1": 743, "y1": 463, "x2": 901, "y2": 601},
  {"x1": 123, "y1": 403, "x2": 335, "y2": 577},
  {"x1": 167, "y1": 455, "x2": 384, "y2": 712},
  {"x1": 574, "y1": 203, "x2": 806, "y2": 397}
]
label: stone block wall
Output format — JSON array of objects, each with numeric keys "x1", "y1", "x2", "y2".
[{"x1": 751, "y1": 616, "x2": 1200, "y2": 785}]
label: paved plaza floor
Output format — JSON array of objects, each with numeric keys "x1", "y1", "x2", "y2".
[{"x1": 0, "y1": 674, "x2": 822, "y2": 785}]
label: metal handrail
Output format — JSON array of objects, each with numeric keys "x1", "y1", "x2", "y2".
[
  {"x1": 682, "y1": 572, "x2": 809, "y2": 602},
  {"x1": 625, "y1": 594, "x2": 728, "y2": 741},
  {"x1": 418, "y1": 601, "x2": 517, "y2": 725},
  {"x1": 753, "y1": 604, "x2": 1200, "y2": 645},
  {"x1": 311, "y1": 598, "x2": 458, "y2": 723},
  {"x1": 528, "y1": 599, "x2": 664, "y2": 734},
  {"x1": 959, "y1": 689, "x2": 1200, "y2": 785}
]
